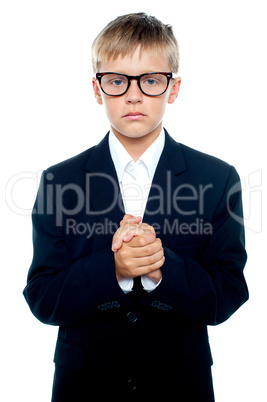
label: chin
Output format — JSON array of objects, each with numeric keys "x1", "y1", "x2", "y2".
[
  {"x1": 124, "y1": 132, "x2": 149, "y2": 139},
  {"x1": 114, "y1": 125, "x2": 161, "y2": 140}
]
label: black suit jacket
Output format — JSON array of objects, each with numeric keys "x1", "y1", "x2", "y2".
[{"x1": 23, "y1": 130, "x2": 248, "y2": 399}]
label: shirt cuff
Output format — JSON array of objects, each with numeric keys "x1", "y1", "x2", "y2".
[
  {"x1": 118, "y1": 278, "x2": 134, "y2": 293},
  {"x1": 141, "y1": 275, "x2": 162, "y2": 292}
]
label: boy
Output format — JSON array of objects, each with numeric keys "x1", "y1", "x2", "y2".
[{"x1": 23, "y1": 13, "x2": 248, "y2": 401}]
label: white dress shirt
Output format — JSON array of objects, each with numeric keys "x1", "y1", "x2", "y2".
[{"x1": 109, "y1": 129, "x2": 165, "y2": 293}]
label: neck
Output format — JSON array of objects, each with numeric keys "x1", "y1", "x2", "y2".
[{"x1": 111, "y1": 125, "x2": 162, "y2": 161}]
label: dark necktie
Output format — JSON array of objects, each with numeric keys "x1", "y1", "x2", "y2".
[{"x1": 127, "y1": 276, "x2": 148, "y2": 303}]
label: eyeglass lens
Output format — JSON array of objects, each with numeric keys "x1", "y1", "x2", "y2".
[{"x1": 100, "y1": 74, "x2": 168, "y2": 96}]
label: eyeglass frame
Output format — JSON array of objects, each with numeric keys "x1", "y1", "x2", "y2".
[{"x1": 95, "y1": 72, "x2": 175, "y2": 97}]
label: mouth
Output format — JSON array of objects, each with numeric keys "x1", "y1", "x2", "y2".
[{"x1": 123, "y1": 112, "x2": 146, "y2": 120}]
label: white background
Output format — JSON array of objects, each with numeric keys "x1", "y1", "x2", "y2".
[{"x1": 1, "y1": 0, "x2": 266, "y2": 400}]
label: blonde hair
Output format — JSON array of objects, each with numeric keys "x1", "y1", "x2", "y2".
[{"x1": 92, "y1": 13, "x2": 179, "y2": 73}]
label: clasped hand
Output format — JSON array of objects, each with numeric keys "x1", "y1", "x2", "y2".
[{"x1": 112, "y1": 215, "x2": 164, "y2": 284}]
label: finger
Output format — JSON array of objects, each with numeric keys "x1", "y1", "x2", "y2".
[
  {"x1": 122, "y1": 232, "x2": 136, "y2": 243},
  {"x1": 118, "y1": 223, "x2": 155, "y2": 240},
  {"x1": 112, "y1": 224, "x2": 145, "y2": 251},
  {"x1": 112, "y1": 222, "x2": 155, "y2": 252},
  {"x1": 126, "y1": 216, "x2": 142, "y2": 223},
  {"x1": 127, "y1": 238, "x2": 163, "y2": 257},
  {"x1": 119, "y1": 215, "x2": 135, "y2": 226},
  {"x1": 134, "y1": 255, "x2": 165, "y2": 276},
  {"x1": 127, "y1": 232, "x2": 157, "y2": 248},
  {"x1": 114, "y1": 223, "x2": 140, "y2": 240},
  {"x1": 120, "y1": 215, "x2": 142, "y2": 226},
  {"x1": 135, "y1": 246, "x2": 164, "y2": 265},
  {"x1": 138, "y1": 223, "x2": 155, "y2": 234}
]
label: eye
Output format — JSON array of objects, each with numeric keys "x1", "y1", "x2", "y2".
[
  {"x1": 111, "y1": 79, "x2": 124, "y2": 86},
  {"x1": 141, "y1": 74, "x2": 165, "y2": 87},
  {"x1": 107, "y1": 75, "x2": 128, "y2": 87},
  {"x1": 144, "y1": 78, "x2": 157, "y2": 85}
]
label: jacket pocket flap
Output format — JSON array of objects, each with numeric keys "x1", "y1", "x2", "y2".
[{"x1": 53, "y1": 338, "x2": 84, "y2": 372}]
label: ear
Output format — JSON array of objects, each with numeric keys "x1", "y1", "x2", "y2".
[
  {"x1": 168, "y1": 77, "x2": 181, "y2": 104},
  {"x1": 92, "y1": 77, "x2": 103, "y2": 105}
]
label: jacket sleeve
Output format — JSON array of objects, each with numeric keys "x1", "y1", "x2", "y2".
[
  {"x1": 145, "y1": 166, "x2": 248, "y2": 326},
  {"x1": 23, "y1": 171, "x2": 130, "y2": 326}
]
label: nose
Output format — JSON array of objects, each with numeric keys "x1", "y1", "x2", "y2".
[{"x1": 125, "y1": 79, "x2": 143, "y2": 104}]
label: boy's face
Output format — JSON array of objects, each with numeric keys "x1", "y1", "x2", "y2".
[{"x1": 92, "y1": 46, "x2": 181, "y2": 142}]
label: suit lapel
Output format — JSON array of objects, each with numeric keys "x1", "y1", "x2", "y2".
[
  {"x1": 143, "y1": 130, "x2": 188, "y2": 240},
  {"x1": 83, "y1": 134, "x2": 125, "y2": 244}
]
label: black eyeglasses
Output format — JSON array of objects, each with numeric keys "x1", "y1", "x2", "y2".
[{"x1": 96, "y1": 72, "x2": 174, "y2": 97}]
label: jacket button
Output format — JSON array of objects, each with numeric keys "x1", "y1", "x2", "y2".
[{"x1": 127, "y1": 312, "x2": 138, "y2": 323}]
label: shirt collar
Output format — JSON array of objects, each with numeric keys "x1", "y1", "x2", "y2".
[
  {"x1": 109, "y1": 131, "x2": 133, "y2": 183},
  {"x1": 139, "y1": 130, "x2": 165, "y2": 179},
  {"x1": 108, "y1": 129, "x2": 165, "y2": 183}
]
